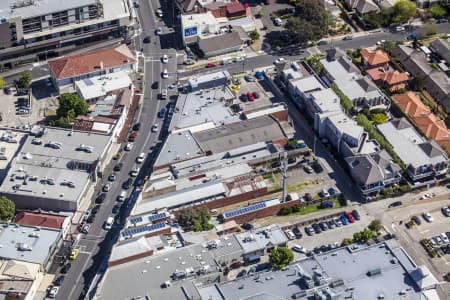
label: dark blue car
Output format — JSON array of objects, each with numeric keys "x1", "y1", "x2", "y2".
[
  {"x1": 328, "y1": 187, "x2": 337, "y2": 196},
  {"x1": 340, "y1": 214, "x2": 349, "y2": 225}
]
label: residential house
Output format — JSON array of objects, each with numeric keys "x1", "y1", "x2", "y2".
[
  {"x1": 48, "y1": 44, "x2": 136, "y2": 93},
  {"x1": 225, "y1": 1, "x2": 246, "y2": 18},
  {"x1": 0, "y1": 260, "x2": 44, "y2": 300},
  {"x1": 345, "y1": 0, "x2": 380, "y2": 14},
  {"x1": 345, "y1": 150, "x2": 401, "y2": 195},
  {"x1": 325, "y1": 113, "x2": 365, "y2": 157},
  {"x1": 430, "y1": 38, "x2": 450, "y2": 63},
  {"x1": 287, "y1": 76, "x2": 325, "y2": 108},
  {"x1": 367, "y1": 68, "x2": 409, "y2": 92},
  {"x1": 393, "y1": 91, "x2": 450, "y2": 150},
  {"x1": 361, "y1": 48, "x2": 390, "y2": 69},
  {"x1": 321, "y1": 48, "x2": 390, "y2": 111},
  {"x1": 378, "y1": 118, "x2": 449, "y2": 183},
  {"x1": 391, "y1": 44, "x2": 450, "y2": 106}
]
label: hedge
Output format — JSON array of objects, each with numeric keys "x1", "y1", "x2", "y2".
[{"x1": 331, "y1": 83, "x2": 353, "y2": 111}]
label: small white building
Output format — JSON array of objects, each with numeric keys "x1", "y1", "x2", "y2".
[{"x1": 75, "y1": 71, "x2": 133, "y2": 103}]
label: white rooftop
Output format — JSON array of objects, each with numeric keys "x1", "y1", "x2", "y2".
[
  {"x1": 235, "y1": 223, "x2": 287, "y2": 254},
  {"x1": 327, "y1": 113, "x2": 364, "y2": 141},
  {"x1": 290, "y1": 76, "x2": 324, "y2": 94},
  {"x1": 182, "y1": 11, "x2": 217, "y2": 28},
  {"x1": 309, "y1": 88, "x2": 342, "y2": 114},
  {"x1": 75, "y1": 71, "x2": 132, "y2": 100}
]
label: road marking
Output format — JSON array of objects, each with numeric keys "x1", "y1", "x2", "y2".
[
  {"x1": 420, "y1": 229, "x2": 430, "y2": 234},
  {"x1": 79, "y1": 250, "x2": 92, "y2": 255}
]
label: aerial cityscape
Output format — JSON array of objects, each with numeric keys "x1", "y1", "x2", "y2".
[{"x1": 0, "y1": 0, "x2": 449, "y2": 299}]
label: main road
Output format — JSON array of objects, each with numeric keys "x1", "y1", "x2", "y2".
[{"x1": 55, "y1": 0, "x2": 178, "y2": 299}]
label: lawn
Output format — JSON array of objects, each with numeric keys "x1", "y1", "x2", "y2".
[{"x1": 290, "y1": 198, "x2": 342, "y2": 216}]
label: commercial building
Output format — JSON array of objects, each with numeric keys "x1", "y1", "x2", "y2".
[
  {"x1": 321, "y1": 48, "x2": 390, "y2": 111},
  {"x1": 0, "y1": 223, "x2": 61, "y2": 270},
  {"x1": 0, "y1": 0, "x2": 132, "y2": 71},
  {"x1": 0, "y1": 127, "x2": 113, "y2": 211},
  {"x1": 187, "y1": 70, "x2": 231, "y2": 92},
  {"x1": 378, "y1": 118, "x2": 449, "y2": 183},
  {"x1": 48, "y1": 44, "x2": 136, "y2": 93},
  {"x1": 14, "y1": 211, "x2": 71, "y2": 238},
  {"x1": 0, "y1": 259, "x2": 44, "y2": 300},
  {"x1": 0, "y1": 130, "x2": 27, "y2": 182},
  {"x1": 75, "y1": 70, "x2": 133, "y2": 102}
]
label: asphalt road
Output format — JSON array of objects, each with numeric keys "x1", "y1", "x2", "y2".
[{"x1": 54, "y1": 0, "x2": 178, "y2": 298}]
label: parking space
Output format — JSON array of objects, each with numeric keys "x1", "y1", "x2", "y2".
[
  {"x1": 0, "y1": 83, "x2": 57, "y2": 128},
  {"x1": 233, "y1": 78, "x2": 274, "y2": 112}
]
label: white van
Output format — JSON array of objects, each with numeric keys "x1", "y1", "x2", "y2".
[
  {"x1": 104, "y1": 217, "x2": 114, "y2": 230},
  {"x1": 117, "y1": 191, "x2": 127, "y2": 202},
  {"x1": 160, "y1": 89, "x2": 168, "y2": 100}
]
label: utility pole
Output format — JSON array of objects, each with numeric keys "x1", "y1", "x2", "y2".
[{"x1": 281, "y1": 151, "x2": 288, "y2": 202}]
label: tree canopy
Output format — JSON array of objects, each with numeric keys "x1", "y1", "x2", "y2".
[
  {"x1": 50, "y1": 93, "x2": 89, "y2": 127},
  {"x1": 429, "y1": 3, "x2": 446, "y2": 18},
  {"x1": 269, "y1": 246, "x2": 294, "y2": 269},
  {"x1": 285, "y1": 0, "x2": 333, "y2": 44},
  {"x1": 178, "y1": 207, "x2": 214, "y2": 232},
  {"x1": 391, "y1": 0, "x2": 417, "y2": 23},
  {"x1": 369, "y1": 219, "x2": 382, "y2": 233},
  {"x1": 15, "y1": 71, "x2": 32, "y2": 89},
  {"x1": 0, "y1": 196, "x2": 15, "y2": 221}
]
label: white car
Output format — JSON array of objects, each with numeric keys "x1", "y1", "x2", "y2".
[
  {"x1": 151, "y1": 124, "x2": 159, "y2": 132},
  {"x1": 136, "y1": 152, "x2": 145, "y2": 163},
  {"x1": 292, "y1": 244, "x2": 307, "y2": 253},
  {"x1": 48, "y1": 286, "x2": 59, "y2": 298},
  {"x1": 156, "y1": 27, "x2": 163, "y2": 35},
  {"x1": 423, "y1": 212, "x2": 434, "y2": 223},
  {"x1": 103, "y1": 182, "x2": 111, "y2": 192},
  {"x1": 273, "y1": 18, "x2": 282, "y2": 26},
  {"x1": 130, "y1": 166, "x2": 140, "y2": 177},
  {"x1": 285, "y1": 229, "x2": 295, "y2": 240},
  {"x1": 124, "y1": 142, "x2": 133, "y2": 151},
  {"x1": 156, "y1": 8, "x2": 163, "y2": 17},
  {"x1": 274, "y1": 57, "x2": 285, "y2": 65},
  {"x1": 441, "y1": 233, "x2": 450, "y2": 244},
  {"x1": 161, "y1": 54, "x2": 168, "y2": 64},
  {"x1": 162, "y1": 69, "x2": 168, "y2": 79}
]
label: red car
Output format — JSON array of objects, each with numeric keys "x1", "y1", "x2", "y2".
[
  {"x1": 128, "y1": 131, "x2": 137, "y2": 142},
  {"x1": 345, "y1": 211, "x2": 356, "y2": 223},
  {"x1": 206, "y1": 62, "x2": 217, "y2": 68},
  {"x1": 247, "y1": 91, "x2": 255, "y2": 102}
]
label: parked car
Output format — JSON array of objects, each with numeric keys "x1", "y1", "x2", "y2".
[
  {"x1": 333, "y1": 218, "x2": 343, "y2": 227},
  {"x1": 304, "y1": 193, "x2": 313, "y2": 202},
  {"x1": 344, "y1": 212, "x2": 355, "y2": 223},
  {"x1": 130, "y1": 166, "x2": 140, "y2": 177},
  {"x1": 112, "y1": 204, "x2": 121, "y2": 214},
  {"x1": 158, "y1": 108, "x2": 166, "y2": 118},
  {"x1": 303, "y1": 165, "x2": 313, "y2": 173},
  {"x1": 328, "y1": 187, "x2": 337, "y2": 196},
  {"x1": 441, "y1": 233, "x2": 450, "y2": 244},
  {"x1": 273, "y1": 18, "x2": 282, "y2": 26},
  {"x1": 388, "y1": 201, "x2": 402, "y2": 208},
  {"x1": 327, "y1": 220, "x2": 336, "y2": 229},
  {"x1": 114, "y1": 162, "x2": 123, "y2": 171},
  {"x1": 54, "y1": 275, "x2": 65, "y2": 286},
  {"x1": 124, "y1": 142, "x2": 133, "y2": 151},
  {"x1": 151, "y1": 124, "x2": 159, "y2": 132},
  {"x1": 320, "y1": 201, "x2": 334, "y2": 209},
  {"x1": 423, "y1": 212, "x2": 434, "y2": 222},
  {"x1": 128, "y1": 131, "x2": 137, "y2": 142},
  {"x1": 252, "y1": 91, "x2": 260, "y2": 99},
  {"x1": 292, "y1": 227, "x2": 303, "y2": 238},
  {"x1": 340, "y1": 215, "x2": 349, "y2": 225},
  {"x1": 151, "y1": 81, "x2": 159, "y2": 89},
  {"x1": 95, "y1": 193, "x2": 105, "y2": 204},
  {"x1": 312, "y1": 223, "x2": 322, "y2": 234},
  {"x1": 411, "y1": 215, "x2": 421, "y2": 225},
  {"x1": 237, "y1": 269, "x2": 247, "y2": 278},
  {"x1": 292, "y1": 244, "x2": 307, "y2": 253},
  {"x1": 60, "y1": 263, "x2": 71, "y2": 274},
  {"x1": 132, "y1": 123, "x2": 141, "y2": 131},
  {"x1": 206, "y1": 62, "x2": 217, "y2": 68},
  {"x1": 48, "y1": 286, "x2": 59, "y2": 298},
  {"x1": 442, "y1": 206, "x2": 450, "y2": 217},
  {"x1": 319, "y1": 221, "x2": 329, "y2": 231},
  {"x1": 123, "y1": 178, "x2": 133, "y2": 189},
  {"x1": 244, "y1": 74, "x2": 254, "y2": 82},
  {"x1": 156, "y1": 27, "x2": 163, "y2": 35},
  {"x1": 305, "y1": 226, "x2": 315, "y2": 236},
  {"x1": 320, "y1": 188, "x2": 330, "y2": 198},
  {"x1": 242, "y1": 223, "x2": 254, "y2": 230},
  {"x1": 108, "y1": 172, "x2": 117, "y2": 182},
  {"x1": 161, "y1": 69, "x2": 168, "y2": 78},
  {"x1": 247, "y1": 91, "x2": 255, "y2": 102},
  {"x1": 136, "y1": 152, "x2": 145, "y2": 163},
  {"x1": 81, "y1": 224, "x2": 90, "y2": 234},
  {"x1": 156, "y1": 8, "x2": 163, "y2": 17},
  {"x1": 285, "y1": 229, "x2": 296, "y2": 240},
  {"x1": 143, "y1": 36, "x2": 151, "y2": 43},
  {"x1": 343, "y1": 35, "x2": 353, "y2": 40},
  {"x1": 103, "y1": 182, "x2": 111, "y2": 192},
  {"x1": 351, "y1": 210, "x2": 361, "y2": 221},
  {"x1": 271, "y1": 161, "x2": 281, "y2": 168}
]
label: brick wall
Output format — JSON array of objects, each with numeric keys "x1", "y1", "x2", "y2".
[
  {"x1": 222, "y1": 200, "x2": 299, "y2": 224},
  {"x1": 108, "y1": 249, "x2": 154, "y2": 267}
]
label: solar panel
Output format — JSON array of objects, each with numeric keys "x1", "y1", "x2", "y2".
[
  {"x1": 149, "y1": 212, "x2": 166, "y2": 222},
  {"x1": 130, "y1": 216, "x2": 143, "y2": 224},
  {"x1": 223, "y1": 202, "x2": 267, "y2": 219}
]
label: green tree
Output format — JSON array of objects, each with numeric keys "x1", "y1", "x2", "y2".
[
  {"x1": 379, "y1": 40, "x2": 397, "y2": 54},
  {"x1": 360, "y1": 228, "x2": 374, "y2": 241},
  {"x1": 392, "y1": 0, "x2": 417, "y2": 23},
  {"x1": 429, "y1": 3, "x2": 446, "y2": 17},
  {"x1": 0, "y1": 196, "x2": 15, "y2": 221},
  {"x1": 269, "y1": 247, "x2": 294, "y2": 269},
  {"x1": 341, "y1": 238, "x2": 353, "y2": 246},
  {"x1": 249, "y1": 30, "x2": 260, "y2": 41},
  {"x1": 15, "y1": 70, "x2": 32, "y2": 89},
  {"x1": 57, "y1": 93, "x2": 89, "y2": 117},
  {"x1": 178, "y1": 207, "x2": 213, "y2": 232},
  {"x1": 369, "y1": 220, "x2": 382, "y2": 233},
  {"x1": 371, "y1": 113, "x2": 388, "y2": 124},
  {"x1": 362, "y1": 11, "x2": 383, "y2": 28},
  {"x1": 410, "y1": 75, "x2": 424, "y2": 91},
  {"x1": 353, "y1": 231, "x2": 362, "y2": 242},
  {"x1": 0, "y1": 76, "x2": 5, "y2": 89}
]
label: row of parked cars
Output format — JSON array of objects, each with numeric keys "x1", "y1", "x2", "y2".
[
  {"x1": 428, "y1": 232, "x2": 450, "y2": 250},
  {"x1": 16, "y1": 96, "x2": 30, "y2": 115},
  {"x1": 305, "y1": 210, "x2": 361, "y2": 236}
]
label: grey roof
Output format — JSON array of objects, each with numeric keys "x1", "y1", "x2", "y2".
[
  {"x1": 198, "y1": 32, "x2": 243, "y2": 55},
  {"x1": 235, "y1": 224, "x2": 287, "y2": 254},
  {"x1": 308, "y1": 88, "x2": 342, "y2": 114},
  {"x1": 0, "y1": 127, "x2": 111, "y2": 206},
  {"x1": 289, "y1": 76, "x2": 324, "y2": 94},
  {"x1": 198, "y1": 243, "x2": 422, "y2": 300},
  {"x1": 378, "y1": 119, "x2": 448, "y2": 168},
  {"x1": 155, "y1": 130, "x2": 204, "y2": 167},
  {"x1": 97, "y1": 244, "x2": 217, "y2": 300},
  {"x1": 1, "y1": 0, "x2": 98, "y2": 20},
  {"x1": 169, "y1": 86, "x2": 238, "y2": 132},
  {"x1": 430, "y1": 38, "x2": 450, "y2": 62},
  {"x1": 193, "y1": 116, "x2": 287, "y2": 154},
  {"x1": 134, "y1": 182, "x2": 227, "y2": 215},
  {"x1": 326, "y1": 113, "x2": 364, "y2": 141},
  {"x1": 0, "y1": 223, "x2": 60, "y2": 265}
]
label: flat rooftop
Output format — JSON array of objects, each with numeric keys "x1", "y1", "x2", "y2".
[
  {"x1": 198, "y1": 243, "x2": 423, "y2": 300},
  {"x1": 154, "y1": 130, "x2": 204, "y2": 167},
  {"x1": 0, "y1": 223, "x2": 60, "y2": 265},
  {"x1": 97, "y1": 244, "x2": 219, "y2": 300},
  {"x1": 170, "y1": 86, "x2": 238, "y2": 133},
  {"x1": 0, "y1": 127, "x2": 111, "y2": 204},
  {"x1": 75, "y1": 71, "x2": 132, "y2": 100},
  {"x1": 1, "y1": 0, "x2": 97, "y2": 20},
  {"x1": 309, "y1": 88, "x2": 342, "y2": 114},
  {"x1": 235, "y1": 223, "x2": 287, "y2": 254},
  {"x1": 193, "y1": 116, "x2": 286, "y2": 154},
  {"x1": 290, "y1": 76, "x2": 324, "y2": 94},
  {"x1": 327, "y1": 113, "x2": 364, "y2": 141},
  {"x1": 0, "y1": 130, "x2": 27, "y2": 181}
]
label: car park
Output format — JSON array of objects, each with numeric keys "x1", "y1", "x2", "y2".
[
  {"x1": 61, "y1": 263, "x2": 71, "y2": 273},
  {"x1": 423, "y1": 212, "x2": 434, "y2": 222},
  {"x1": 411, "y1": 215, "x2": 421, "y2": 225}
]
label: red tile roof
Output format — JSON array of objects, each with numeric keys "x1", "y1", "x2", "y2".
[
  {"x1": 361, "y1": 48, "x2": 390, "y2": 66},
  {"x1": 393, "y1": 91, "x2": 430, "y2": 117},
  {"x1": 226, "y1": 1, "x2": 245, "y2": 14},
  {"x1": 14, "y1": 212, "x2": 66, "y2": 229},
  {"x1": 380, "y1": 70, "x2": 409, "y2": 85},
  {"x1": 48, "y1": 44, "x2": 135, "y2": 80}
]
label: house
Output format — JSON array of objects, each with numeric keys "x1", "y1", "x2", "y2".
[
  {"x1": 361, "y1": 48, "x2": 390, "y2": 69},
  {"x1": 345, "y1": 0, "x2": 380, "y2": 14},
  {"x1": 380, "y1": 70, "x2": 409, "y2": 92},
  {"x1": 325, "y1": 114, "x2": 365, "y2": 157},
  {"x1": 48, "y1": 44, "x2": 136, "y2": 93},
  {"x1": 287, "y1": 76, "x2": 325, "y2": 108},
  {"x1": 391, "y1": 44, "x2": 450, "y2": 106},
  {"x1": 393, "y1": 92, "x2": 450, "y2": 150},
  {"x1": 226, "y1": 1, "x2": 246, "y2": 18},
  {"x1": 0, "y1": 260, "x2": 44, "y2": 300},
  {"x1": 430, "y1": 38, "x2": 450, "y2": 63},
  {"x1": 321, "y1": 48, "x2": 390, "y2": 111},
  {"x1": 345, "y1": 150, "x2": 401, "y2": 195},
  {"x1": 378, "y1": 118, "x2": 449, "y2": 183}
]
